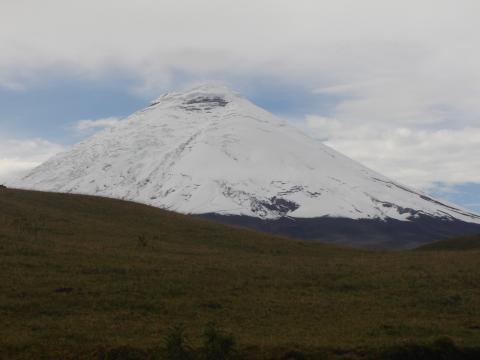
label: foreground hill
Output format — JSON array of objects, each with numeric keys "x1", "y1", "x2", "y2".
[
  {"x1": 1, "y1": 188, "x2": 480, "y2": 359},
  {"x1": 417, "y1": 234, "x2": 480, "y2": 251},
  {"x1": 13, "y1": 84, "x2": 480, "y2": 249}
]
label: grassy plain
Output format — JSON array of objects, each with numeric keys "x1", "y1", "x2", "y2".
[{"x1": 1, "y1": 188, "x2": 480, "y2": 359}]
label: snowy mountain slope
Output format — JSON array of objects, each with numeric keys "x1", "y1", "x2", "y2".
[{"x1": 15, "y1": 84, "x2": 480, "y2": 227}]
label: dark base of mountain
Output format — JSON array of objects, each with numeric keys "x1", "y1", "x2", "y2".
[{"x1": 197, "y1": 213, "x2": 480, "y2": 249}]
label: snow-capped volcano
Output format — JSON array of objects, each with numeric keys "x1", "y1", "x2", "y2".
[{"x1": 15, "y1": 84, "x2": 480, "y2": 247}]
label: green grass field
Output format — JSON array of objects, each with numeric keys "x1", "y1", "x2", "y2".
[
  {"x1": 417, "y1": 234, "x2": 480, "y2": 251},
  {"x1": 1, "y1": 188, "x2": 480, "y2": 359}
]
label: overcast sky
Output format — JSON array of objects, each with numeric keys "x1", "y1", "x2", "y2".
[{"x1": 1, "y1": 0, "x2": 479, "y2": 211}]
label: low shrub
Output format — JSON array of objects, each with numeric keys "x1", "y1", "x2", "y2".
[
  {"x1": 381, "y1": 337, "x2": 479, "y2": 360},
  {"x1": 202, "y1": 323, "x2": 236, "y2": 360},
  {"x1": 164, "y1": 326, "x2": 193, "y2": 360}
]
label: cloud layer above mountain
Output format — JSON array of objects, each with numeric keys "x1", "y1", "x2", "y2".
[{"x1": 1, "y1": 0, "x2": 479, "y2": 193}]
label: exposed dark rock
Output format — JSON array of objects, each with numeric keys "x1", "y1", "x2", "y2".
[
  {"x1": 258, "y1": 197, "x2": 299, "y2": 215},
  {"x1": 249, "y1": 197, "x2": 299, "y2": 217},
  {"x1": 180, "y1": 96, "x2": 229, "y2": 111},
  {"x1": 185, "y1": 96, "x2": 228, "y2": 107},
  {"x1": 372, "y1": 198, "x2": 421, "y2": 217},
  {"x1": 148, "y1": 100, "x2": 160, "y2": 107}
]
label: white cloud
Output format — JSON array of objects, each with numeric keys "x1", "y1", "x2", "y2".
[
  {"x1": 303, "y1": 115, "x2": 480, "y2": 189},
  {"x1": 75, "y1": 117, "x2": 120, "y2": 131},
  {"x1": 1, "y1": 1, "x2": 479, "y2": 97},
  {"x1": 0, "y1": 138, "x2": 65, "y2": 184}
]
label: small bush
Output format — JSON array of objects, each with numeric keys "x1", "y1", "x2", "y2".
[
  {"x1": 137, "y1": 234, "x2": 148, "y2": 248},
  {"x1": 282, "y1": 350, "x2": 307, "y2": 360},
  {"x1": 202, "y1": 323, "x2": 236, "y2": 360},
  {"x1": 99, "y1": 345, "x2": 147, "y2": 360},
  {"x1": 382, "y1": 337, "x2": 462, "y2": 360},
  {"x1": 164, "y1": 326, "x2": 193, "y2": 360}
]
